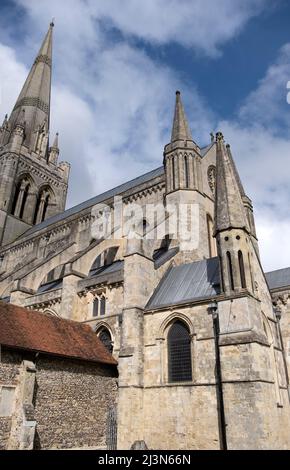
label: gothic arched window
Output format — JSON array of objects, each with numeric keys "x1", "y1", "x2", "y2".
[
  {"x1": 98, "y1": 328, "x2": 113, "y2": 354},
  {"x1": 11, "y1": 178, "x2": 30, "y2": 220},
  {"x1": 168, "y1": 320, "x2": 192, "y2": 383},
  {"x1": 33, "y1": 187, "x2": 51, "y2": 224},
  {"x1": 19, "y1": 183, "x2": 30, "y2": 219},
  {"x1": 42, "y1": 194, "x2": 50, "y2": 222},
  {"x1": 11, "y1": 181, "x2": 22, "y2": 215}
]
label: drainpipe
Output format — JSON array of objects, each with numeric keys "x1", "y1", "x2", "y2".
[
  {"x1": 274, "y1": 305, "x2": 290, "y2": 403},
  {"x1": 208, "y1": 301, "x2": 227, "y2": 450}
]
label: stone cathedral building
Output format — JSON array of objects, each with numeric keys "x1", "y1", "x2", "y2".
[{"x1": 0, "y1": 23, "x2": 290, "y2": 450}]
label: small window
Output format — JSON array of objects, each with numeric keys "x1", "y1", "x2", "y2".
[
  {"x1": 100, "y1": 297, "x2": 106, "y2": 316},
  {"x1": 226, "y1": 251, "x2": 234, "y2": 290},
  {"x1": 93, "y1": 298, "x2": 99, "y2": 317},
  {"x1": 168, "y1": 320, "x2": 192, "y2": 383},
  {"x1": 238, "y1": 250, "x2": 246, "y2": 288},
  {"x1": 184, "y1": 155, "x2": 189, "y2": 188},
  {"x1": 98, "y1": 328, "x2": 113, "y2": 354},
  {"x1": 172, "y1": 157, "x2": 176, "y2": 190}
]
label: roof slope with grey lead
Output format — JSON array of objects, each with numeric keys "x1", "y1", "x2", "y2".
[
  {"x1": 146, "y1": 257, "x2": 220, "y2": 310},
  {"x1": 21, "y1": 166, "x2": 164, "y2": 238},
  {"x1": 266, "y1": 267, "x2": 290, "y2": 290}
]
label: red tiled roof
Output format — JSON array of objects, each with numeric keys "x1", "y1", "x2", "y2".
[{"x1": 0, "y1": 301, "x2": 117, "y2": 366}]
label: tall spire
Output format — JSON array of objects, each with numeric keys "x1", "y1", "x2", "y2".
[
  {"x1": 171, "y1": 91, "x2": 193, "y2": 142},
  {"x1": 214, "y1": 132, "x2": 248, "y2": 234},
  {"x1": 7, "y1": 22, "x2": 54, "y2": 148}
]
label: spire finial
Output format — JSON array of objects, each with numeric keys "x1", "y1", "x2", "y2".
[
  {"x1": 50, "y1": 18, "x2": 55, "y2": 27},
  {"x1": 216, "y1": 131, "x2": 224, "y2": 143}
]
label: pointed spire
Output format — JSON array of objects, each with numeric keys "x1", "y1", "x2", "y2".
[
  {"x1": 171, "y1": 91, "x2": 193, "y2": 142},
  {"x1": 226, "y1": 143, "x2": 246, "y2": 198},
  {"x1": 7, "y1": 22, "x2": 54, "y2": 148},
  {"x1": 214, "y1": 132, "x2": 248, "y2": 234}
]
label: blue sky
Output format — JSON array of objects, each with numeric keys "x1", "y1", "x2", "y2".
[{"x1": 0, "y1": 0, "x2": 289, "y2": 271}]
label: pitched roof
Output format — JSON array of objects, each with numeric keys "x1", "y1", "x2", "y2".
[
  {"x1": 266, "y1": 267, "x2": 290, "y2": 290},
  {"x1": 0, "y1": 301, "x2": 117, "y2": 366},
  {"x1": 19, "y1": 166, "x2": 164, "y2": 239},
  {"x1": 146, "y1": 257, "x2": 220, "y2": 310}
]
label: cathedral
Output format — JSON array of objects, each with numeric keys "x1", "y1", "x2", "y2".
[{"x1": 0, "y1": 23, "x2": 290, "y2": 450}]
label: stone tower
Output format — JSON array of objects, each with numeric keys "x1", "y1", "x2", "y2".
[
  {"x1": 163, "y1": 91, "x2": 214, "y2": 262},
  {"x1": 0, "y1": 22, "x2": 70, "y2": 246},
  {"x1": 214, "y1": 132, "x2": 290, "y2": 449}
]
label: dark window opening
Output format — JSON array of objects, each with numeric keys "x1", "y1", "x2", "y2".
[
  {"x1": 142, "y1": 218, "x2": 148, "y2": 236},
  {"x1": 41, "y1": 194, "x2": 50, "y2": 222},
  {"x1": 98, "y1": 328, "x2": 113, "y2": 354},
  {"x1": 19, "y1": 184, "x2": 30, "y2": 219},
  {"x1": 93, "y1": 299, "x2": 99, "y2": 317},
  {"x1": 11, "y1": 182, "x2": 21, "y2": 215},
  {"x1": 168, "y1": 320, "x2": 192, "y2": 383},
  {"x1": 219, "y1": 256, "x2": 225, "y2": 292},
  {"x1": 100, "y1": 297, "x2": 106, "y2": 316},
  {"x1": 172, "y1": 158, "x2": 176, "y2": 191},
  {"x1": 238, "y1": 250, "x2": 246, "y2": 288},
  {"x1": 184, "y1": 156, "x2": 189, "y2": 188},
  {"x1": 33, "y1": 195, "x2": 41, "y2": 224},
  {"x1": 226, "y1": 251, "x2": 234, "y2": 290}
]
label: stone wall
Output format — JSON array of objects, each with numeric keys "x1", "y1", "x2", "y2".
[
  {"x1": 0, "y1": 348, "x2": 118, "y2": 450},
  {"x1": 34, "y1": 357, "x2": 118, "y2": 450},
  {"x1": 0, "y1": 349, "x2": 22, "y2": 450}
]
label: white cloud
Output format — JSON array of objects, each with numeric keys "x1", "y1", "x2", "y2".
[
  {"x1": 0, "y1": 2, "x2": 215, "y2": 207},
  {"x1": 1, "y1": 0, "x2": 289, "y2": 271},
  {"x1": 238, "y1": 43, "x2": 290, "y2": 131},
  {"x1": 256, "y1": 215, "x2": 290, "y2": 272},
  {"x1": 13, "y1": 0, "x2": 270, "y2": 57},
  {"x1": 86, "y1": 0, "x2": 270, "y2": 56},
  {"x1": 217, "y1": 43, "x2": 290, "y2": 271},
  {"x1": 0, "y1": 43, "x2": 27, "y2": 115}
]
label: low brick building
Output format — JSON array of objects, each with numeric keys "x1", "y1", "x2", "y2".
[{"x1": 0, "y1": 301, "x2": 118, "y2": 450}]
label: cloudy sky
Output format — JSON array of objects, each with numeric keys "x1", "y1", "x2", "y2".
[{"x1": 0, "y1": 0, "x2": 289, "y2": 271}]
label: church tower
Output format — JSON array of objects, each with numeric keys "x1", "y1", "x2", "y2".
[
  {"x1": 163, "y1": 91, "x2": 214, "y2": 262},
  {"x1": 214, "y1": 131, "x2": 290, "y2": 449},
  {"x1": 0, "y1": 22, "x2": 70, "y2": 246}
]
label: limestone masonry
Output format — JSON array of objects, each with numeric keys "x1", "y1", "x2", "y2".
[{"x1": 0, "y1": 23, "x2": 290, "y2": 450}]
